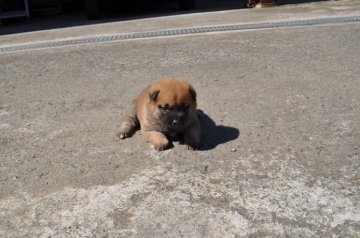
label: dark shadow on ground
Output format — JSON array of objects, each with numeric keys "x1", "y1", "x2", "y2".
[
  {"x1": 0, "y1": 0, "x2": 245, "y2": 35},
  {"x1": 277, "y1": 0, "x2": 333, "y2": 5},
  {"x1": 197, "y1": 110, "x2": 239, "y2": 150}
]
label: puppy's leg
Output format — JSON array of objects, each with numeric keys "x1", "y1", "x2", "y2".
[
  {"x1": 183, "y1": 122, "x2": 201, "y2": 150},
  {"x1": 143, "y1": 131, "x2": 170, "y2": 151},
  {"x1": 117, "y1": 100, "x2": 139, "y2": 139}
]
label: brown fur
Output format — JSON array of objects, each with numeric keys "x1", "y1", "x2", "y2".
[{"x1": 117, "y1": 77, "x2": 201, "y2": 150}]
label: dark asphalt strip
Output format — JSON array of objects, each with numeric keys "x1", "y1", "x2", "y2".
[{"x1": 1, "y1": 15, "x2": 360, "y2": 53}]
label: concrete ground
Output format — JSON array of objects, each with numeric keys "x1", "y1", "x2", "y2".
[{"x1": 1, "y1": 0, "x2": 360, "y2": 237}]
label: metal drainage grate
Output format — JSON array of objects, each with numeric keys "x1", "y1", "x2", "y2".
[{"x1": 1, "y1": 15, "x2": 360, "y2": 53}]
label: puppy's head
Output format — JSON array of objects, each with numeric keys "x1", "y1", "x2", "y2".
[{"x1": 147, "y1": 78, "x2": 197, "y2": 131}]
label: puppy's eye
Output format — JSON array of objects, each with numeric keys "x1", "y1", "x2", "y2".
[
  {"x1": 181, "y1": 103, "x2": 189, "y2": 110},
  {"x1": 159, "y1": 104, "x2": 170, "y2": 112}
]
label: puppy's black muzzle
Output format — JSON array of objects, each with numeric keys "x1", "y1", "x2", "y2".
[{"x1": 161, "y1": 110, "x2": 187, "y2": 131}]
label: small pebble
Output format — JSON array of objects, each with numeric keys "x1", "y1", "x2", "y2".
[{"x1": 231, "y1": 148, "x2": 237, "y2": 152}]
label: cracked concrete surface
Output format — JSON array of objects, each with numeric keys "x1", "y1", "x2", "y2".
[
  {"x1": 1, "y1": 155, "x2": 360, "y2": 237},
  {"x1": 1, "y1": 1, "x2": 360, "y2": 237}
]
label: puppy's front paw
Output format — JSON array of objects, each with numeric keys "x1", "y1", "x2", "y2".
[
  {"x1": 144, "y1": 131, "x2": 171, "y2": 151},
  {"x1": 184, "y1": 127, "x2": 201, "y2": 151},
  {"x1": 117, "y1": 121, "x2": 137, "y2": 139},
  {"x1": 116, "y1": 130, "x2": 129, "y2": 139},
  {"x1": 186, "y1": 142, "x2": 201, "y2": 151},
  {"x1": 152, "y1": 137, "x2": 170, "y2": 151}
]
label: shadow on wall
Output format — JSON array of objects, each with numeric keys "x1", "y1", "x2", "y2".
[
  {"x1": 197, "y1": 110, "x2": 239, "y2": 150},
  {"x1": 0, "y1": 0, "x2": 336, "y2": 35},
  {"x1": 0, "y1": 0, "x2": 245, "y2": 35}
]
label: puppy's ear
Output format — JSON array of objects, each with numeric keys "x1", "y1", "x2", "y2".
[
  {"x1": 189, "y1": 87, "x2": 197, "y2": 101},
  {"x1": 149, "y1": 90, "x2": 160, "y2": 101}
]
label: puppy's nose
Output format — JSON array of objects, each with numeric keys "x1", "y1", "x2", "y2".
[{"x1": 172, "y1": 119, "x2": 179, "y2": 126}]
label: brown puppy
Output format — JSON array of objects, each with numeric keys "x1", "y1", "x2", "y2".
[{"x1": 117, "y1": 77, "x2": 201, "y2": 150}]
